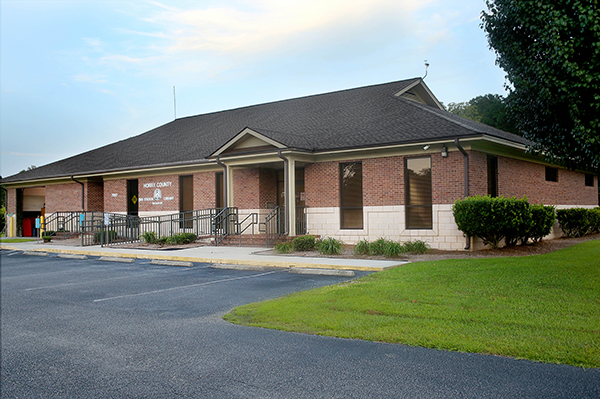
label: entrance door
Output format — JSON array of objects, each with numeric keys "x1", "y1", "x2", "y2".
[
  {"x1": 180, "y1": 175, "x2": 193, "y2": 228},
  {"x1": 127, "y1": 179, "x2": 138, "y2": 216}
]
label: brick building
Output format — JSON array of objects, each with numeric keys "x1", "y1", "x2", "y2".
[{"x1": 2, "y1": 78, "x2": 597, "y2": 248}]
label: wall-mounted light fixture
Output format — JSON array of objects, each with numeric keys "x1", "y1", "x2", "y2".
[{"x1": 441, "y1": 145, "x2": 448, "y2": 158}]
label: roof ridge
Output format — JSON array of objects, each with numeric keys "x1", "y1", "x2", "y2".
[
  {"x1": 177, "y1": 78, "x2": 422, "y2": 121},
  {"x1": 394, "y1": 95, "x2": 526, "y2": 143}
]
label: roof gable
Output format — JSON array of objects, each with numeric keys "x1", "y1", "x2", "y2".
[
  {"x1": 212, "y1": 128, "x2": 285, "y2": 157},
  {"x1": 394, "y1": 79, "x2": 444, "y2": 109}
]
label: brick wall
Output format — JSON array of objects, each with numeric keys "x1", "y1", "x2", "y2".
[
  {"x1": 363, "y1": 156, "x2": 403, "y2": 206},
  {"x1": 86, "y1": 181, "x2": 104, "y2": 211},
  {"x1": 432, "y1": 151, "x2": 467, "y2": 203},
  {"x1": 233, "y1": 168, "x2": 260, "y2": 209},
  {"x1": 138, "y1": 175, "x2": 179, "y2": 212},
  {"x1": 468, "y1": 151, "x2": 488, "y2": 197},
  {"x1": 307, "y1": 155, "x2": 468, "y2": 207},
  {"x1": 259, "y1": 169, "x2": 278, "y2": 208},
  {"x1": 498, "y1": 156, "x2": 598, "y2": 205},
  {"x1": 6, "y1": 188, "x2": 17, "y2": 214},
  {"x1": 193, "y1": 171, "x2": 217, "y2": 209},
  {"x1": 45, "y1": 183, "x2": 83, "y2": 213},
  {"x1": 305, "y1": 161, "x2": 340, "y2": 207},
  {"x1": 104, "y1": 180, "x2": 127, "y2": 213}
]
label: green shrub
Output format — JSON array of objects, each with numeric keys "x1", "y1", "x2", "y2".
[
  {"x1": 165, "y1": 232, "x2": 197, "y2": 245},
  {"x1": 524, "y1": 205, "x2": 556, "y2": 243},
  {"x1": 42, "y1": 235, "x2": 53, "y2": 242},
  {"x1": 589, "y1": 208, "x2": 600, "y2": 234},
  {"x1": 94, "y1": 230, "x2": 118, "y2": 244},
  {"x1": 403, "y1": 240, "x2": 430, "y2": 254},
  {"x1": 369, "y1": 238, "x2": 388, "y2": 256},
  {"x1": 354, "y1": 239, "x2": 370, "y2": 255},
  {"x1": 503, "y1": 197, "x2": 533, "y2": 246},
  {"x1": 43, "y1": 230, "x2": 56, "y2": 237},
  {"x1": 274, "y1": 242, "x2": 293, "y2": 254},
  {"x1": 317, "y1": 237, "x2": 344, "y2": 255},
  {"x1": 557, "y1": 208, "x2": 592, "y2": 237},
  {"x1": 292, "y1": 235, "x2": 316, "y2": 251},
  {"x1": 453, "y1": 196, "x2": 533, "y2": 248}
]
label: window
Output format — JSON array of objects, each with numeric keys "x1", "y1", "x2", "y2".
[
  {"x1": 545, "y1": 167, "x2": 558, "y2": 182},
  {"x1": 216, "y1": 172, "x2": 224, "y2": 208},
  {"x1": 179, "y1": 175, "x2": 193, "y2": 228},
  {"x1": 340, "y1": 162, "x2": 363, "y2": 229},
  {"x1": 487, "y1": 156, "x2": 498, "y2": 197},
  {"x1": 405, "y1": 157, "x2": 432, "y2": 229},
  {"x1": 585, "y1": 174, "x2": 595, "y2": 187}
]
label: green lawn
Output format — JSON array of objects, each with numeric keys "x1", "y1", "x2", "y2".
[
  {"x1": 225, "y1": 240, "x2": 600, "y2": 368},
  {"x1": 0, "y1": 238, "x2": 37, "y2": 243}
]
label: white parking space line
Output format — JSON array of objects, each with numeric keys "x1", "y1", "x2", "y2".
[
  {"x1": 25, "y1": 274, "x2": 142, "y2": 291},
  {"x1": 93, "y1": 271, "x2": 277, "y2": 303}
]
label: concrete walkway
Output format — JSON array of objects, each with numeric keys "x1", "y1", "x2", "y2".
[{"x1": 0, "y1": 239, "x2": 406, "y2": 272}]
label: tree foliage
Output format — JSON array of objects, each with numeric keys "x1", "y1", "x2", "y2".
[
  {"x1": 447, "y1": 94, "x2": 518, "y2": 134},
  {"x1": 481, "y1": 0, "x2": 600, "y2": 170}
]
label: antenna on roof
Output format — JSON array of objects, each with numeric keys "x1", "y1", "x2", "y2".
[
  {"x1": 423, "y1": 60, "x2": 430, "y2": 80},
  {"x1": 173, "y1": 86, "x2": 177, "y2": 120}
]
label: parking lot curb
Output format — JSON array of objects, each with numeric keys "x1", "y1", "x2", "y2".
[{"x1": 1, "y1": 246, "x2": 404, "y2": 272}]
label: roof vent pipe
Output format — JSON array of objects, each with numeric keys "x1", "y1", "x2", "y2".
[
  {"x1": 454, "y1": 138, "x2": 470, "y2": 250},
  {"x1": 71, "y1": 176, "x2": 85, "y2": 211}
]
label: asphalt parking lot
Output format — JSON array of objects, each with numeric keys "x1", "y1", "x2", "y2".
[{"x1": 1, "y1": 250, "x2": 599, "y2": 398}]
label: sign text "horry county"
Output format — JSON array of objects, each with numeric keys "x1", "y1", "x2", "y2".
[{"x1": 143, "y1": 181, "x2": 172, "y2": 189}]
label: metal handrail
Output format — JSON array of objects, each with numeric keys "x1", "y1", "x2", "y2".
[
  {"x1": 213, "y1": 207, "x2": 238, "y2": 246},
  {"x1": 237, "y1": 212, "x2": 259, "y2": 245},
  {"x1": 265, "y1": 206, "x2": 284, "y2": 246}
]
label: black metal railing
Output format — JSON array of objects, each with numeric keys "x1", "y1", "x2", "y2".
[
  {"x1": 43, "y1": 211, "x2": 88, "y2": 239},
  {"x1": 296, "y1": 206, "x2": 307, "y2": 236},
  {"x1": 43, "y1": 205, "x2": 289, "y2": 247},
  {"x1": 213, "y1": 207, "x2": 239, "y2": 246},
  {"x1": 265, "y1": 206, "x2": 284, "y2": 246}
]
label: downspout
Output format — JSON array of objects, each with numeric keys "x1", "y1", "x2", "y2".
[
  {"x1": 277, "y1": 150, "x2": 289, "y2": 235},
  {"x1": 215, "y1": 157, "x2": 227, "y2": 207},
  {"x1": 454, "y1": 138, "x2": 471, "y2": 250},
  {"x1": 71, "y1": 176, "x2": 85, "y2": 211}
]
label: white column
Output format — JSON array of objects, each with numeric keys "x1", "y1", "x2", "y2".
[
  {"x1": 225, "y1": 164, "x2": 234, "y2": 208},
  {"x1": 287, "y1": 158, "x2": 296, "y2": 236}
]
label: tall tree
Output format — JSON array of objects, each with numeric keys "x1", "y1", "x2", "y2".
[
  {"x1": 481, "y1": 0, "x2": 600, "y2": 170},
  {"x1": 448, "y1": 94, "x2": 518, "y2": 134}
]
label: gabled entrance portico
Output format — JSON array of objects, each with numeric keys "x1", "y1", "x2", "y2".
[{"x1": 211, "y1": 128, "x2": 310, "y2": 238}]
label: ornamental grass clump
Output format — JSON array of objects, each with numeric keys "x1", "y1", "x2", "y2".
[
  {"x1": 353, "y1": 239, "x2": 370, "y2": 255},
  {"x1": 317, "y1": 237, "x2": 344, "y2": 255},
  {"x1": 403, "y1": 240, "x2": 429, "y2": 254},
  {"x1": 368, "y1": 238, "x2": 389, "y2": 256},
  {"x1": 274, "y1": 242, "x2": 293, "y2": 254}
]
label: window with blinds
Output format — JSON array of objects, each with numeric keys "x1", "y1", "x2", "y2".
[
  {"x1": 340, "y1": 162, "x2": 363, "y2": 229},
  {"x1": 405, "y1": 157, "x2": 432, "y2": 229}
]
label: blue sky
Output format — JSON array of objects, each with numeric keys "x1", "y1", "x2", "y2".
[{"x1": 1, "y1": 0, "x2": 507, "y2": 178}]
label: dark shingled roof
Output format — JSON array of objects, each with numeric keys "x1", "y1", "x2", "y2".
[{"x1": 2, "y1": 78, "x2": 526, "y2": 183}]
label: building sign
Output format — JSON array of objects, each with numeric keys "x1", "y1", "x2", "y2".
[
  {"x1": 139, "y1": 181, "x2": 174, "y2": 205},
  {"x1": 143, "y1": 182, "x2": 172, "y2": 189}
]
